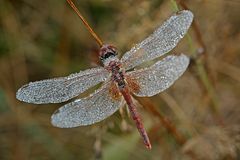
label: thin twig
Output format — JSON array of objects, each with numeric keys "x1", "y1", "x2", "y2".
[
  {"x1": 67, "y1": 0, "x2": 104, "y2": 47},
  {"x1": 174, "y1": 0, "x2": 221, "y2": 119}
]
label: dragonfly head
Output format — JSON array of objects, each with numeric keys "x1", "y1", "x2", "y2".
[{"x1": 99, "y1": 44, "x2": 119, "y2": 66}]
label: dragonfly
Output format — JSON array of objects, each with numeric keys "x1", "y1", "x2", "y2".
[{"x1": 16, "y1": 0, "x2": 193, "y2": 149}]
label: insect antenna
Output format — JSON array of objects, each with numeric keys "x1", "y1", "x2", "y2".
[{"x1": 67, "y1": 0, "x2": 104, "y2": 47}]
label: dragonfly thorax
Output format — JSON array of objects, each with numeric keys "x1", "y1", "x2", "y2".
[{"x1": 99, "y1": 44, "x2": 119, "y2": 67}]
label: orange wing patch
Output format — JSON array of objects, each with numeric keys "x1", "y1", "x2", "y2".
[
  {"x1": 125, "y1": 75, "x2": 140, "y2": 94},
  {"x1": 109, "y1": 82, "x2": 121, "y2": 100}
]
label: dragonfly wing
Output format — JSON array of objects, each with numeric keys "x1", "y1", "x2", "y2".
[
  {"x1": 16, "y1": 67, "x2": 110, "y2": 104},
  {"x1": 51, "y1": 81, "x2": 124, "y2": 128},
  {"x1": 126, "y1": 54, "x2": 189, "y2": 97},
  {"x1": 121, "y1": 10, "x2": 193, "y2": 70}
]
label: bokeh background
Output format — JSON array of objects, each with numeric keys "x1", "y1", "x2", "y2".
[{"x1": 0, "y1": 0, "x2": 240, "y2": 159}]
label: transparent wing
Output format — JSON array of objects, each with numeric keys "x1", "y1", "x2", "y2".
[
  {"x1": 16, "y1": 67, "x2": 110, "y2": 104},
  {"x1": 51, "y1": 81, "x2": 124, "y2": 128},
  {"x1": 121, "y1": 10, "x2": 193, "y2": 70},
  {"x1": 126, "y1": 54, "x2": 189, "y2": 97}
]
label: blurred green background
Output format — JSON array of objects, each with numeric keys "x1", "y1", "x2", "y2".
[{"x1": 0, "y1": 0, "x2": 240, "y2": 159}]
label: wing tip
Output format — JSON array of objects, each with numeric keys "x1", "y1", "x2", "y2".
[
  {"x1": 51, "y1": 116, "x2": 59, "y2": 128},
  {"x1": 51, "y1": 113, "x2": 84, "y2": 129},
  {"x1": 15, "y1": 85, "x2": 40, "y2": 104},
  {"x1": 16, "y1": 83, "x2": 37, "y2": 103},
  {"x1": 16, "y1": 89, "x2": 22, "y2": 101},
  {"x1": 178, "y1": 53, "x2": 190, "y2": 68},
  {"x1": 165, "y1": 54, "x2": 190, "y2": 71},
  {"x1": 16, "y1": 86, "x2": 27, "y2": 102},
  {"x1": 50, "y1": 108, "x2": 81, "y2": 128},
  {"x1": 176, "y1": 10, "x2": 194, "y2": 25},
  {"x1": 51, "y1": 111, "x2": 64, "y2": 128},
  {"x1": 178, "y1": 10, "x2": 194, "y2": 18}
]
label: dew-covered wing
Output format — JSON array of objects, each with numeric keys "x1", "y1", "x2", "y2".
[
  {"x1": 126, "y1": 54, "x2": 189, "y2": 97},
  {"x1": 51, "y1": 81, "x2": 124, "y2": 128},
  {"x1": 121, "y1": 10, "x2": 193, "y2": 70},
  {"x1": 16, "y1": 67, "x2": 110, "y2": 104}
]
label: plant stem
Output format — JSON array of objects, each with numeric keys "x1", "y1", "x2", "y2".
[
  {"x1": 137, "y1": 97, "x2": 186, "y2": 145},
  {"x1": 171, "y1": 0, "x2": 220, "y2": 115}
]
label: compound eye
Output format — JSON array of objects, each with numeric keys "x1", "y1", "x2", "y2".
[
  {"x1": 104, "y1": 53, "x2": 108, "y2": 59},
  {"x1": 108, "y1": 45, "x2": 116, "y2": 52},
  {"x1": 105, "y1": 52, "x2": 114, "y2": 59},
  {"x1": 111, "y1": 48, "x2": 118, "y2": 56},
  {"x1": 111, "y1": 47, "x2": 116, "y2": 52}
]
